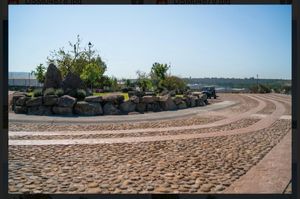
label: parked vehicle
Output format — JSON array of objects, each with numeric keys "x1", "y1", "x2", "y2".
[{"x1": 201, "y1": 86, "x2": 217, "y2": 99}]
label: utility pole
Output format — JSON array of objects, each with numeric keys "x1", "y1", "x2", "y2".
[
  {"x1": 88, "y1": 42, "x2": 92, "y2": 62},
  {"x1": 256, "y1": 74, "x2": 258, "y2": 88},
  {"x1": 28, "y1": 72, "x2": 31, "y2": 88}
]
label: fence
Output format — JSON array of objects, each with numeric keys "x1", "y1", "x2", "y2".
[{"x1": 9, "y1": 78, "x2": 43, "y2": 87}]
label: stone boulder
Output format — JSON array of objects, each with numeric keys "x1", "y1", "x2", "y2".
[
  {"x1": 85, "y1": 96, "x2": 103, "y2": 103},
  {"x1": 191, "y1": 92, "x2": 203, "y2": 96},
  {"x1": 74, "y1": 101, "x2": 103, "y2": 116},
  {"x1": 198, "y1": 93, "x2": 208, "y2": 101},
  {"x1": 62, "y1": 72, "x2": 84, "y2": 91},
  {"x1": 43, "y1": 95, "x2": 58, "y2": 106},
  {"x1": 120, "y1": 101, "x2": 136, "y2": 113},
  {"x1": 28, "y1": 106, "x2": 52, "y2": 115},
  {"x1": 146, "y1": 102, "x2": 161, "y2": 112},
  {"x1": 14, "y1": 106, "x2": 27, "y2": 114},
  {"x1": 102, "y1": 94, "x2": 124, "y2": 104},
  {"x1": 15, "y1": 96, "x2": 30, "y2": 106},
  {"x1": 196, "y1": 99, "x2": 206, "y2": 106},
  {"x1": 158, "y1": 95, "x2": 177, "y2": 111},
  {"x1": 144, "y1": 91, "x2": 156, "y2": 96},
  {"x1": 141, "y1": 96, "x2": 158, "y2": 104},
  {"x1": 185, "y1": 95, "x2": 197, "y2": 107},
  {"x1": 12, "y1": 93, "x2": 30, "y2": 110},
  {"x1": 103, "y1": 103, "x2": 121, "y2": 115},
  {"x1": 129, "y1": 96, "x2": 140, "y2": 104},
  {"x1": 44, "y1": 63, "x2": 62, "y2": 89},
  {"x1": 57, "y1": 95, "x2": 76, "y2": 107},
  {"x1": 177, "y1": 101, "x2": 187, "y2": 109},
  {"x1": 173, "y1": 97, "x2": 183, "y2": 105},
  {"x1": 128, "y1": 90, "x2": 144, "y2": 98},
  {"x1": 159, "y1": 89, "x2": 169, "y2": 96},
  {"x1": 52, "y1": 106, "x2": 73, "y2": 115},
  {"x1": 26, "y1": 97, "x2": 43, "y2": 107},
  {"x1": 136, "y1": 103, "x2": 146, "y2": 113}
]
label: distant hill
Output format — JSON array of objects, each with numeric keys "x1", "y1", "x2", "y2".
[{"x1": 183, "y1": 77, "x2": 291, "y2": 89}]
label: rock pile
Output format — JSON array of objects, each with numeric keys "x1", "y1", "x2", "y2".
[{"x1": 11, "y1": 92, "x2": 209, "y2": 116}]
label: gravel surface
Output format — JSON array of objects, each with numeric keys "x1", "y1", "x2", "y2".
[
  {"x1": 219, "y1": 94, "x2": 259, "y2": 113},
  {"x1": 256, "y1": 100, "x2": 276, "y2": 114},
  {"x1": 9, "y1": 115, "x2": 225, "y2": 132},
  {"x1": 10, "y1": 119, "x2": 260, "y2": 140},
  {"x1": 8, "y1": 120, "x2": 291, "y2": 194}
]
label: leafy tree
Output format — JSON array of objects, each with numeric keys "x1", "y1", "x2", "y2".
[
  {"x1": 150, "y1": 62, "x2": 170, "y2": 81},
  {"x1": 31, "y1": 64, "x2": 46, "y2": 84},
  {"x1": 150, "y1": 62, "x2": 170, "y2": 92},
  {"x1": 125, "y1": 79, "x2": 131, "y2": 88},
  {"x1": 162, "y1": 75, "x2": 187, "y2": 94},
  {"x1": 80, "y1": 63, "x2": 105, "y2": 90},
  {"x1": 47, "y1": 35, "x2": 107, "y2": 79},
  {"x1": 136, "y1": 70, "x2": 153, "y2": 92},
  {"x1": 109, "y1": 76, "x2": 119, "y2": 92}
]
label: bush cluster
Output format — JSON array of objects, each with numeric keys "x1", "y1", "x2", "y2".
[{"x1": 33, "y1": 88, "x2": 43, "y2": 97}]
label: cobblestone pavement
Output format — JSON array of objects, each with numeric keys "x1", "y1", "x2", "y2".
[{"x1": 8, "y1": 93, "x2": 291, "y2": 193}]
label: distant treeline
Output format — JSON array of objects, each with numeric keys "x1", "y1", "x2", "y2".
[{"x1": 182, "y1": 77, "x2": 291, "y2": 89}]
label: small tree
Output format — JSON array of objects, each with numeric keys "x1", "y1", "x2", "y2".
[
  {"x1": 162, "y1": 75, "x2": 187, "y2": 94},
  {"x1": 31, "y1": 63, "x2": 46, "y2": 84},
  {"x1": 150, "y1": 62, "x2": 170, "y2": 92},
  {"x1": 125, "y1": 79, "x2": 131, "y2": 88},
  {"x1": 109, "y1": 76, "x2": 119, "y2": 92},
  {"x1": 80, "y1": 63, "x2": 104, "y2": 90},
  {"x1": 136, "y1": 70, "x2": 153, "y2": 92},
  {"x1": 47, "y1": 35, "x2": 107, "y2": 79}
]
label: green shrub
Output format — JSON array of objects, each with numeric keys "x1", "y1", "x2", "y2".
[
  {"x1": 27, "y1": 87, "x2": 33, "y2": 92},
  {"x1": 76, "y1": 89, "x2": 86, "y2": 100},
  {"x1": 55, "y1": 88, "x2": 64, "y2": 97},
  {"x1": 43, "y1": 88, "x2": 55, "y2": 96},
  {"x1": 33, "y1": 88, "x2": 43, "y2": 97}
]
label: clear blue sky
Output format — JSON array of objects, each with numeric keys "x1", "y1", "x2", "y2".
[{"x1": 9, "y1": 5, "x2": 291, "y2": 79}]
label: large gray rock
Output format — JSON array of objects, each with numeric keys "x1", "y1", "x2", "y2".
[
  {"x1": 15, "y1": 96, "x2": 30, "y2": 106},
  {"x1": 146, "y1": 102, "x2": 161, "y2": 112},
  {"x1": 128, "y1": 91, "x2": 144, "y2": 98},
  {"x1": 158, "y1": 95, "x2": 177, "y2": 111},
  {"x1": 129, "y1": 96, "x2": 140, "y2": 104},
  {"x1": 43, "y1": 95, "x2": 58, "y2": 106},
  {"x1": 57, "y1": 95, "x2": 76, "y2": 107},
  {"x1": 196, "y1": 99, "x2": 206, "y2": 106},
  {"x1": 173, "y1": 97, "x2": 183, "y2": 105},
  {"x1": 120, "y1": 101, "x2": 136, "y2": 113},
  {"x1": 84, "y1": 96, "x2": 103, "y2": 103},
  {"x1": 177, "y1": 101, "x2": 187, "y2": 109},
  {"x1": 74, "y1": 101, "x2": 103, "y2": 116},
  {"x1": 136, "y1": 103, "x2": 146, "y2": 113},
  {"x1": 44, "y1": 63, "x2": 62, "y2": 89},
  {"x1": 144, "y1": 91, "x2": 156, "y2": 96},
  {"x1": 102, "y1": 94, "x2": 124, "y2": 104},
  {"x1": 62, "y1": 72, "x2": 84, "y2": 91},
  {"x1": 28, "y1": 106, "x2": 52, "y2": 115},
  {"x1": 185, "y1": 95, "x2": 197, "y2": 107},
  {"x1": 26, "y1": 97, "x2": 43, "y2": 107},
  {"x1": 52, "y1": 106, "x2": 73, "y2": 115},
  {"x1": 198, "y1": 93, "x2": 207, "y2": 101},
  {"x1": 12, "y1": 93, "x2": 29, "y2": 110},
  {"x1": 191, "y1": 92, "x2": 202, "y2": 96},
  {"x1": 141, "y1": 96, "x2": 158, "y2": 104},
  {"x1": 14, "y1": 106, "x2": 27, "y2": 114},
  {"x1": 103, "y1": 103, "x2": 121, "y2": 115}
]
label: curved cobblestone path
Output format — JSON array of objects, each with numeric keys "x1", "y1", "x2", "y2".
[{"x1": 8, "y1": 93, "x2": 291, "y2": 194}]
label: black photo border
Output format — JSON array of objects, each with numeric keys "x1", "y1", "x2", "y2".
[{"x1": 0, "y1": 1, "x2": 298, "y2": 199}]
